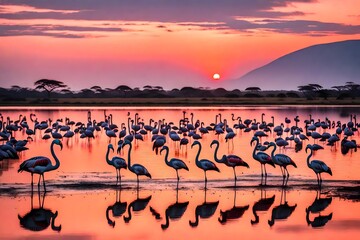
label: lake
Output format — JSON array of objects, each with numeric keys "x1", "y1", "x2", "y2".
[{"x1": 0, "y1": 106, "x2": 359, "y2": 239}]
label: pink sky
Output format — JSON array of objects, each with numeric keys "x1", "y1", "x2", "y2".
[{"x1": 0, "y1": 0, "x2": 359, "y2": 90}]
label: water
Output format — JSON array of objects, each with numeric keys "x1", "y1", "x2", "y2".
[{"x1": 0, "y1": 106, "x2": 359, "y2": 239}]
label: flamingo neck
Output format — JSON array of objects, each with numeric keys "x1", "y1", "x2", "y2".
[
  {"x1": 106, "y1": 147, "x2": 112, "y2": 165},
  {"x1": 49, "y1": 142, "x2": 60, "y2": 171},
  {"x1": 213, "y1": 142, "x2": 222, "y2": 163},
  {"x1": 127, "y1": 143, "x2": 132, "y2": 169},
  {"x1": 195, "y1": 144, "x2": 201, "y2": 166},
  {"x1": 161, "y1": 211, "x2": 170, "y2": 229},
  {"x1": 252, "y1": 139, "x2": 259, "y2": 159},
  {"x1": 163, "y1": 148, "x2": 170, "y2": 166},
  {"x1": 270, "y1": 144, "x2": 276, "y2": 159},
  {"x1": 51, "y1": 213, "x2": 61, "y2": 232},
  {"x1": 127, "y1": 118, "x2": 131, "y2": 135},
  {"x1": 106, "y1": 206, "x2": 114, "y2": 226},
  {"x1": 306, "y1": 148, "x2": 313, "y2": 168}
]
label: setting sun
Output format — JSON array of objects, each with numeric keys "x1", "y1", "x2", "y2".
[{"x1": 213, "y1": 73, "x2": 220, "y2": 80}]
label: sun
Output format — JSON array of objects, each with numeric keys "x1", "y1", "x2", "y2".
[{"x1": 213, "y1": 73, "x2": 220, "y2": 80}]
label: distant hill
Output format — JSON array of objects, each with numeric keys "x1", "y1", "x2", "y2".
[{"x1": 235, "y1": 40, "x2": 360, "y2": 90}]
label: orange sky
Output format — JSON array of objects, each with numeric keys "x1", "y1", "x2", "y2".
[{"x1": 0, "y1": 0, "x2": 359, "y2": 90}]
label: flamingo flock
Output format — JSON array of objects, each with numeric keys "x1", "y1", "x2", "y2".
[{"x1": 0, "y1": 110, "x2": 357, "y2": 190}]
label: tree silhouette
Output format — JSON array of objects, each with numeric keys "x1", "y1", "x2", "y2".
[
  {"x1": 34, "y1": 79, "x2": 67, "y2": 98},
  {"x1": 245, "y1": 87, "x2": 261, "y2": 92}
]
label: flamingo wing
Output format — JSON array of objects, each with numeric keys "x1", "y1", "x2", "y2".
[
  {"x1": 310, "y1": 160, "x2": 330, "y2": 172},
  {"x1": 257, "y1": 152, "x2": 272, "y2": 163},
  {"x1": 226, "y1": 155, "x2": 243, "y2": 164},
  {"x1": 113, "y1": 157, "x2": 127, "y2": 168},
  {"x1": 170, "y1": 159, "x2": 188, "y2": 170},
  {"x1": 200, "y1": 159, "x2": 218, "y2": 171}
]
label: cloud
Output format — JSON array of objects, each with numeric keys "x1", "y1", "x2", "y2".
[
  {"x1": 1, "y1": 0, "x2": 359, "y2": 37},
  {"x1": 0, "y1": 0, "x2": 314, "y2": 22},
  {"x1": 0, "y1": 24, "x2": 122, "y2": 38}
]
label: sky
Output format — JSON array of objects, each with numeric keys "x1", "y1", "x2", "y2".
[{"x1": 0, "y1": 0, "x2": 359, "y2": 91}]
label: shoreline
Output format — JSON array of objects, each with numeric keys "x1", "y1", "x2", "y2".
[{"x1": 1, "y1": 97, "x2": 360, "y2": 107}]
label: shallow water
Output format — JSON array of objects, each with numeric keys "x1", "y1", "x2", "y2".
[{"x1": 0, "y1": 106, "x2": 359, "y2": 239}]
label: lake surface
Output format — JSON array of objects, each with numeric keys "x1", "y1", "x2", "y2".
[{"x1": 0, "y1": 106, "x2": 359, "y2": 239}]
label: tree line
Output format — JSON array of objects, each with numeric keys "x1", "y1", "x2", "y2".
[{"x1": 1, "y1": 79, "x2": 359, "y2": 101}]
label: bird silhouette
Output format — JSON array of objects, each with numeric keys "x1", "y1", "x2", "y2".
[
  {"x1": 251, "y1": 189, "x2": 275, "y2": 225},
  {"x1": 210, "y1": 139, "x2": 249, "y2": 185},
  {"x1": 123, "y1": 190, "x2": 152, "y2": 223},
  {"x1": 123, "y1": 140, "x2": 151, "y2": 188},
  {"x1": 305, "y1": 190, "x2": 333, "y2": 228},
  {"x1": 305, "y1": 144, "x2": 332, "y2": 187},
  {"x1": 18, "y1": 191, "x2": 61, "y2": 232},
  {"x1": 106, "y1": 144, "x2": 127, "y2": 185},
  {"x1": 267, "y1": 142, "x2": 297, "y2": 187},
  {"x1": 191, "y1": 140, "x2": 220, "y2": 189},
  {"x1": 250, "y1": 136, "x2": 275, "y2": 186},
  {"x1": 161, "y1": 188, "x2": 189, "y2": 230},
  {"x1": 106, "y1": 188, "x2": 127, "y2": 227},
  {"x1": 218, "y1": 189, "x2": 249, "y2": 224},
  {"x1": 18, "y1": 139, "x2": 62, "y2": 192},
  {"x1": 160, "y1": 145, "x2": 189, "y2": 184},
  {"x1": 268, "y1": 189, "x2": 297, "y2": 226},
  {"x1": 189, "y1": 189, "x2": 219, "y2": 227}
]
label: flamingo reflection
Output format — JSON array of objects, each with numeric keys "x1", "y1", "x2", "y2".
[
  {"x1": 106, "y1": 188, "x2": 127, "y2": 227},
  {"x1": 218, "y1": 189, "x2": 249, "y2": 224},
  {"x1": 123, "y1": 188, "x2": 152, "y2": 223},
  {"x1": 268, "y1": 189, "x2": 297, "y2": 227},
  {"x1": 18, "y1": 191, "x2": 61, "y2": 232},
  {"x1": 161, "y1": 188, "x2": 189, "y2": 230},
  {"x1": 306, "y1": 190, "x2": 333, "y2": 228},
  {"x1": 251, "y1": 189, "x2": 275, "y2": 225},
  {"x1": 189, "y1": 188, "x2": 219, "y2": 227}
]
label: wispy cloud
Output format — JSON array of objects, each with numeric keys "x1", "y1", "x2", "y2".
[
  {"x1": 0, "y1": 24, "x2": 123, "y2": 38},
  {"x1": 1, "y1": 0, "x2": 359, "y2": 38}
]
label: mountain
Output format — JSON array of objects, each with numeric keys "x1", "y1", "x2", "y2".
[{"x1": 234, "y1": 40, "x2": 360, "y2": 90}]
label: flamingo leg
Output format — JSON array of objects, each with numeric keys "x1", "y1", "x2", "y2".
[
  {"x1": 176, "y1": 170, "x2": 179, "y2": 181},
  {"x1": 233, "y1": 167, "x2": 237, "y2": 184},
  {"x1": 284, "y1": 167, "x2": 290, "y2": 187},
  {"x1": 42, "y1": 174, "x2": 46, "y2": 192}
]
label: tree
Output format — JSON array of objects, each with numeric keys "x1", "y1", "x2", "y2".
[
  {"x1": 245, "y1": 87, "x2": 261, "y2": 92},
  {"x1": 34, "y1": 79, "x2": 67, "y2": 98}
]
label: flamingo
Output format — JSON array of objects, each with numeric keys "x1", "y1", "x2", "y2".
[
  {"x1": 122, "y1": 140, "x2": 151, "y2": 187},
  {"x1": 268, "y1": 189, "x2": 297, "y2": 226},
  {"x1": 267, "y1": 142, "x2": 297, "y2": 187},
  {"x1": 106, "y1": 188, "x2": 127, "y2": 227},
  {"x1": 106, "y1": 144, "x2": 127, "y2": 184},
  {"x1": 218, "y1": 189, "x2": 249, "y2": 224},
  {"x1": 210, "y1": 140, "x2": 249, "y2": 184},
  {"x1": 160, "y1": 146, "x2": 189, "y2": 183},
  {"x1": 305, "y1": 144, "x2": 332, "y2": 187},
  {"x1": 161, "y1": 188, "x2": 189, "y2": 230},
  {"x1": 305, "y1": 190, "x2": 333, "y2": 228},
  {"x1": 189, "y1": 189, "x2": 219, "y2": 227},
  {"x1": 123, "y1": 191, "x2": 152, "y2": 223},
  {"x1": 251, "y1": 190, "x2": 275, "y2": 225},
  {"x1": 18, "y1": 191, "x2": 61, "y2": 232},
  {"x1": 250, "y1": 136, "x2": 275, "y2": 185},
  {"x1": 191, "y1": 141, "x2": 220, "y2": 188},
  {"x1": 18, "y1": 139, "x2": 62, "y2": 192}
]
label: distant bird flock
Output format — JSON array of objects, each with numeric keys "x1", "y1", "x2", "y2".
[{"x1": 0, "y1": 111, "x2": 358, "y2": 191}]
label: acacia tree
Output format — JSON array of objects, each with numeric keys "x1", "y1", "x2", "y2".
[{"x1": 34, "y1": 79, "x2": 67, "y2": 98}]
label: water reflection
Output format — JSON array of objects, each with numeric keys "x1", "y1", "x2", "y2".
[
  {"x1": 268, "y1": 189, "x2": 297, "y2": 226},
  {"x1": 189, "y1": 189, "x2": 219, "y2": 227},
  {"x1": 161, "y1": 188, "x2": 189, "y2": 230},
  {"x1": 123, "y1": 188, "x2": 152, "y2": 223},
  {"x1": 218, "y1": 189, "x2": 249, "y2": 224},
  {"x1": 306, "y1": 190, "x2": 333, "y2": 228},
  {"x1": 250, "y1": 189, "x2": 275, "y2": 225},
  {"x1": 18, "y1": 191, "x2": 61, "y2": 232},
  {"x1": 106, "y1": 187, "x2": 127, "y2": 227}
]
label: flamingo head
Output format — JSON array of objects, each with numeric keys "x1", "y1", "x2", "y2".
[
  {"x1": 108, "y1": 144, "x2": 114, "y2": 152},
  {"x1": 305, "y1": 144, "x2": 313, "y2": 153},
  {"x1": 53, "y1": 139, "x2": 63, "y2": 150},
  {"x1": 123, "y1": 140, "x2": 131, "y2": 146},
  {"x1": 210, "y1": 140, "x2": 219, "y2": 148},
  {"x1": 250, "y1": 136, "x2": 258, "y2": 146},
  {"x1": 191, "y1": 140, "x2": 200, "y2": 148},
  {"x1": 160, "y1": 145, "x2": 168, "y2": 155}
]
